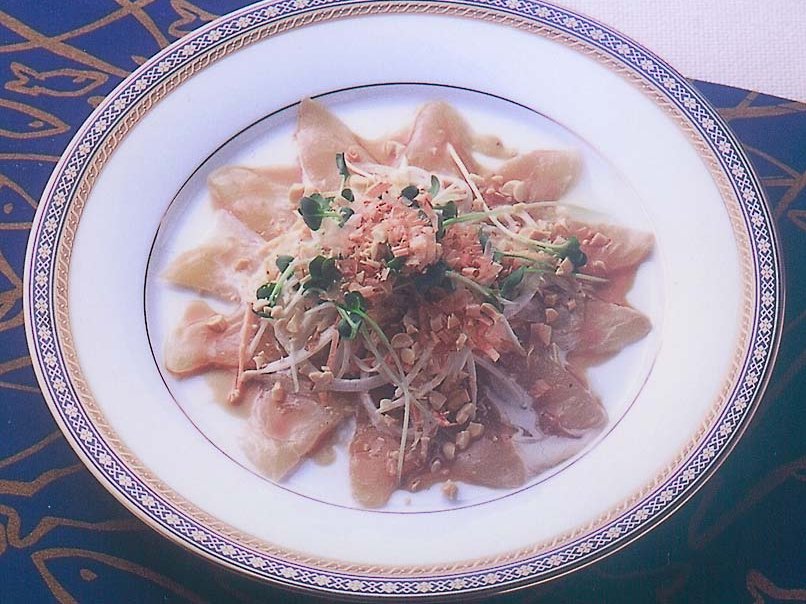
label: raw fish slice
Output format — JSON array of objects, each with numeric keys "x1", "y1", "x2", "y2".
[
  {"x1": 514, "y1": 430, "x2": 599, "y2": 476},
  {"x1": 526, "y1": 296, "x2": 650, "y2": 357},
  {"x1": 349, "y1": 412, "x2": 424, "y2": 508},
  {"x1": 451, "y1": 423, "x2": 527, "y2": 489},
  {"x1": 474, "y1": 386, "x2": 597, "y2": 480},
  {"x1": 349, "y1": 413, "x2": 398, "y2": 508},
  {"x1": 245, "y1": 375, "x2": 347, "y2": 480},
  {"x1": 164, "y1": 301, "x2": 242, "y2": 376},
  {"x1": 295, "y1": 98, "x2": 377, "y2": 191},
  {"x1": 403, "y1": 101, "x2": 478, "y2": 176},
  {"x1": 208, "y1": 165, "x2": 301, "y2": 240},
  {"x1": 575, "y1": 298, "x2": 651, "y2": 356},
  {"x1": 492, "y1": 150, "x2": 579, "y2": 202},
  {"x1": 532, "y1": 353, "x2": 607, "y2": 437},
  {"x1": 162, "y1": 213, "x2": 266, "y2": 301},
  {"x1": 565, "y1": 220, "x2": 654, "y2": 275}
]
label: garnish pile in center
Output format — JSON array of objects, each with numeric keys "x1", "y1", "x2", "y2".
[{"x1": 163, "y1": 99, "x2": 654, "y2": 507}]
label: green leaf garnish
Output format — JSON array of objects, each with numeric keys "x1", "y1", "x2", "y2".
[
  {"x1": 428, "y1": 175, "x2": 440, "y2": 197},
  {"x1": 434, "y1": 200, "x2": 458, "y2": 240},
  {"x1": 336, "y1": 153, "x2": 350, "y2": 179},
  {"x1": 478, "y1": 227, "x2": 490, "y2": 250},
  {"x1": 386, "y1": 256, "x2": 406, "y2": 272},
  {"x1": 275, "y1": 255, "x2": 294, "y2": 272},
  {"x1": 256, "y1": 283, "x2": 275, "y2": 300},
  {"x1": 414, "y1": 260, "x2": 451, "y2": 292},
  {"x1": 298, "y1": 193, "x2": 352, "y2": 231},
  {"x1": 436, "y1": 200, "x2": 457, "y2": 220},
  {"x1": 555, "y1": 235, "x2": 587, "y2": 269},
  {"x1": 253, "y1": 257, "x2": 297, "y2": 318},
  {"x1": 401, "y1": 185, "x2": 419, "y2": 201},
  {"x1": 304, "y1": 255, "x2": 341, "y2": 292},
  {"x1": 500, "y1": 266, "x2": 526, "y2": 300},
  {"x1": 335, "y1": 291, "x2": 368, "y2": 340},
  {"x1": 339, "y1": 207, "x2": 355, "y2": 226}
]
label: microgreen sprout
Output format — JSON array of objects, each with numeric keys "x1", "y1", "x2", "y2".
[
  {"x1": 335, "y1": 152, "x2": 350, "y2": 179},
  {"x1": 253, "y1": 256, "x2": 297, "y2": 317},
  {"x1": 335, "y1": 291, "x2": 367, "y2": 340},
  {"x1": 303, "y1": 255, "x2": 341, "y2": 292},
  {"x1": 428, "y1": 175, "x2": 440, "y2": 197},
  {"x1": 298, "y1": 193, "x2": 353, "y2": 230},
  {"x1": 386, "y1": 256, "x2": 406, "y2": 273},
  {"x1": 400, "y1": 185, "x2": 419, "y2": 202}
]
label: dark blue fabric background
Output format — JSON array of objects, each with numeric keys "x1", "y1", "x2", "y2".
[{"x1": 0, "y1": 2, "x2": 804, "y2": 602}]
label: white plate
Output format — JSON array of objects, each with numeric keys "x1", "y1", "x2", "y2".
[{"x1": 24, "y1": 0, "x2": 782, "y2": 598}]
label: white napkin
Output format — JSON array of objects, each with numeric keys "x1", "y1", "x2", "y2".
[{"x1": 557, "y1": 0, "x2": 806, "y2": 102}]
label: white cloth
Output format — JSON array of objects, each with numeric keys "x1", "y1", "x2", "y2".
[{"x1": 557, "y1": 0, "x2": 806, "y2": 102}]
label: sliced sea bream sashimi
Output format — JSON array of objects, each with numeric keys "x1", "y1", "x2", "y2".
[
  {"x1": 208, "y1": 164, "x2": 302, "y2": 240},
  {"x1": 490, "y1": 149, "x2": 580, "y2": 203},
  {"x1": 162, "y1": 213, "x2": 267, "y2": 301},
  {"x1": 245, "y1": 375, "x2": 348, "y2": 480},
  {"x1": 403, "y1": 101, "x2": 479, "y2": 176},
  {"x1": 160, "y1": 98, "x2": 657, "y2": 508},
  {"x1": 566, "y1": 220, "x2": 655, "y2": 275},
  {"x1": 574, "y1": 298, "x2": 652, "y2": 356},
  {"x1": 295, "y1": 98, "x2": 378, "y2": 191},
  {"x1": 349, "y1": 410, "x2": 426, "y2": 508},
  {"x1": 450, "y1": 421, "x2": 527, "y2": 489},
  {"x1": 164, "y1": 301, "x2": 243, "y2": 376}
]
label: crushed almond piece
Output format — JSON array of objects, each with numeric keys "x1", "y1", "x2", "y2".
[
  {"x1": 468, "y1": 422, "x2": 485, "y2": 439},
  {"x1": 556, "y1": 257, "x2": 574, "y2": 275},
  {"x1": 309, "y1": 369, "x2": 334, "y2": 389},
  {"x1": 270, "y1": 381, "x2": 286, "y2": 402},
  {"x1": 428, "y1": 391, "x2": 447, "y2": 410},
  {"x1": 390, "y1": 333, "x2": 414, "y2": 348},
  {"x1": 590, "y1": 232, "x2": 610, "y2": 246},
  {"x1": 513, "y1": 180, "x2": 528, "y2": 202},
  {"x1": 532, "y1": 323, "x2": 552, "y2": 346},
  {"x1": 442, "y1": 480, "x2": 458, "y2": 501},
  {"x1": 529, "y1": 379, "x2": 551, "y2": 398},
  {"x1": 204, "y1": 314, "x2": 227, "y2": 332},
  {"x1": 400, "y1": 347, "x2": 416, "y2": 365}
]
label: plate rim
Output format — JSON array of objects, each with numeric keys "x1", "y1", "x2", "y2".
[{"x1": 22, "y1": 0, "x2": 784, "y2": 598}]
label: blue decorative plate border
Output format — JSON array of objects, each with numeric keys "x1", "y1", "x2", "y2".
[{"x1": 23, "y1": 0, "x2": 783, "y2": 598}]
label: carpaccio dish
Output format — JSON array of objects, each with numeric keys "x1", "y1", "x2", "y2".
[{"x1": 162, "y1": 99, "x2": 653, "y2": 507}]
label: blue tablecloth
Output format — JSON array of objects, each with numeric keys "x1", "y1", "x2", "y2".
[{"x1": 1, "y1": 2, "x2": 804, "y2": 602}]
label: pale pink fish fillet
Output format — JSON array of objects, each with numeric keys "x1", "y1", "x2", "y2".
[
  {"x1": 162, "y1": 213, "x2": 266, "y2": 302},
  {"x1": 164, "y1": 301, "x2": 242, "y2": 377},
  {"x1": 348, "y1": 411, "x2": 426, "y2": 508},
  {"x1": 245, "y1": 375, "x2": 347, "y2": 481},
  {"x1": 403, "y1": 101, "x2": 478, "y2": 176},
  {"x1": 208, "y1": 164, "x2": 301, "y2": 240},
  {"x1": 295, "y1": 98, "x2": 377, "y2": 191},
  {"x1": 349, "y1": 412, "x2": 399, "y2": 508},
  {"x1": 565, "y1": 220, "x2": 655, "y2": 275},
  {"x1": 575, "y1": 298, "x2": 651, "y2": 356},
  {"x1": 536, "y1": 296, "x2": 651, "y2": 357},
  {"x1": 469, "y1": 385, "x2": 597, "y2": 482},
  {"x1": 532, "y1": 353, "x2": 607, "y2": 437},
  {"x1": 451, "y1": 424, "x2": 527, "y2": 489},
  {"x1": 514, "y1": 429, "x2": 599, "y2": 477},
  {"x1": 492, "y1": 150, "x2": 579, "y2": 202}
]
